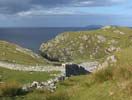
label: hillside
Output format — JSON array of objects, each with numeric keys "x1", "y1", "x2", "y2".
[
  {"x1": 8, "y1": 47, "x2": 132, "y2": 100},
  {"x1": 0, "y1": 67, "x2": 57, "y2": 84},
  {"x1": 51, "y1": 47, "x2": 132, "y2": 100},
  {"x1": 0, "y1": 40, "x2": 49, "y2": 66},
  {"x1": 40, "y1": 26, "x2": 132, "y2": 63}
]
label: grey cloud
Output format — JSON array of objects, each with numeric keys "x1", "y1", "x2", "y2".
[
  {"x1": 0, "y1": 0, "x2": 126, "y2": 14},
  {"x1": 0, "y1": 0, "x2": 31, "y2": 14},
  {"x1": 31, "y1": 0, "x2": 126, "y2": 8}
]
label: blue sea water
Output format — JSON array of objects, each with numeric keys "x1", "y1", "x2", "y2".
[{"x1": 0, "y1": 27, "x2": 100, "y2": 53}]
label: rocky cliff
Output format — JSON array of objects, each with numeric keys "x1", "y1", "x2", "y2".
[{"x1": 40, "y1": 26, "x2": 132, "y2": 63}]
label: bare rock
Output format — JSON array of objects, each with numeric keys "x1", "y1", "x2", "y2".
[
  {"x1": 106, "y1": 55, "x2": 117, "y2": 63},
  {"x1": 113, "y1": 30, "x2": 126, "y2": 35},
  {"x1": 97, "y1": 35, "x2": 106, "y2": 42},
  {"x1": 102, "y1": 26, "x2": 112, "y2": 30}
]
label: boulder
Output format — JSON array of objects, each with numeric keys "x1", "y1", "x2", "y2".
[{"x1": 31, "y1": 81, "x2": 39, "y2": 88}]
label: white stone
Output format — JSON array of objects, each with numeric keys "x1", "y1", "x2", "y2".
[
  {"x1": 31, "y1": 81, "x2": 39, "y2": 87},
  {"x1": 97, "y1": 35, "x2": 106, "y2": 42}
]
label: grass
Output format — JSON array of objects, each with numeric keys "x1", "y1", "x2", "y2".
[
  {"x1": 0, "y1": 67, "x2": 61, "y2": 100},
  {"x1": 0, "y1": 81, "x2": 23, "y2": 97},
  {"x1": 0, "y1": 67, "x2": 61, "y2": 99},
  {"x1": 93, "y1": 66, "x2": 113, "y2": 83},
  {"x1": 0, "y1": 40, "x2": 50, "y2": 66},
  {"x1": 0, "y1": 67, "x2": 59, "y2": 84},
  {"x1": 0, "y1": 81, "x2": 69, "y2": 100},
  {"x1": 48, "y1": 47, "x2": 132, "y2": 100}
]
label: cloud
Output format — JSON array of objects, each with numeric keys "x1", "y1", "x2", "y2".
[
  {"x1": 17, "y1": 7, "x2": 91, "y2": 17},
  {"x1": 0, "y1": 0, "x2": 31, "y2": 14},
  {"x1": 72, "y1": 0, "x2": 126, "y2": 6},
  {"x1": 0, "y1": 0, "x2": 127, "y2": 15},
  {"x1": 31, "y1": 0, "x2": 126, "y2": 7}
]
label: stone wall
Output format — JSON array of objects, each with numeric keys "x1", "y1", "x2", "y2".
[{"x1": 0, "y1": 61, "x2": 65, "y2": 72}]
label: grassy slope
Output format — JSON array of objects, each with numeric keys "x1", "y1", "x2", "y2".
[
  {"x1": 40, "y1": 26, "x2": 132, "y2": 63},
  {"x1": 52, "y1": 47, "x2": 132, "y2": 100},
  {"x1": 0, "y1": 40, "x2": 49, "y2": 66},
  {"x1": 4, "y1": 47, "x2": 132, "y2": 100},
  {"x1": 0, "y1": 67, "x2": 58, "y2": 84}
]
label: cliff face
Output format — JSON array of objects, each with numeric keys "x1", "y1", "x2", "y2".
[
  {"x1": 0, "y1": 40, "x2": 49, "y2": 66},
  {"x1": 40, "y1": 26, "x2": 132, "y2": 63}
]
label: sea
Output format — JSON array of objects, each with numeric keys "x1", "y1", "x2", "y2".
[{"x1": 0, "y1": 26, "x2": 101, "y2": 53}]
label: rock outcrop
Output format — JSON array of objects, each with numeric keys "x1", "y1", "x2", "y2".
[
  {"x1": 22, "y1": 74, "x2": 66, "y2": 92},
  {"x1": 95, "y1": 55, "x2": 117, "y2": 71},
  {"x1": 40, "y1": 26, "x2": 132, "y2": 63}
]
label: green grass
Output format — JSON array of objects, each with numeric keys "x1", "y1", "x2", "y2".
[
  {"x1": 47, "y1": 47, "x2": 132, "y2": 100},
  {"x1": 0, "y1": 67, "x2": 59, "y2": 84},
  {"x1": 40, "y1": 26, "x2": 132, "y2": 63},
  {"x1": 0, "y1": 40, "x2": 50, "y2": 66},
  {"x1": 0, "y1": 89, "x2": 70, "y2": 100},
  {"x1": 0, "y1": 67, "x2": 60, "y2": 100},
  {"x1": 0, "y1": 81, "x2": 23, "y2": 97}
]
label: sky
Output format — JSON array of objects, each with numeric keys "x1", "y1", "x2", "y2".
[{"x1": 0, "y1": 0, "x2": 132, "y2": 27}]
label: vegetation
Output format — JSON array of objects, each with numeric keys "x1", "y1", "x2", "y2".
[
  {"x1": 48, "y1": 47, "x2": 132, "y2": 100},
  {"x1": 1, "y1": 47, "x2": 132, "y2": 100},
  {"x1": 0, "y1": 89, "x2": 69, "y2": 100},
  {"x1": 40, "y1": 26, "x2": 132, "y2": 63},
  {"x1": 0, "y1": 40, "x2": 49, "y2": 66},
  {"x1": 1, "y1": 26, "x2": 132, "y2": 100},
  {"x1": 0, "y1": 81, "x2": 23, "y2": 97},
  {"x1": 0, "y1": 67, "x2": 58, "y2": 84}
]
